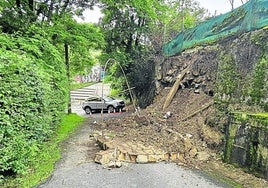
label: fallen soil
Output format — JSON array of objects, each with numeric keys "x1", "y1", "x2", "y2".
[{"x1": 91, "y1": 87, "x2": 268, "y2": 188}]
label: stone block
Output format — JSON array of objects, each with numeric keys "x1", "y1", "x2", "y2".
[
  {"x1": 163, "y1": 153, "x2": 170, "y2": 161},
  {"x1": 184, "y1": 138, "x2": 192, "y2": 152},
  {"x1": 107, "y1": 161, "x2": 122, "y2": 168},
  {"x1": 148, "y1": 155, "x2": 157, "y2": 163},
  {"x1": 189, "y1": 147, "x2": 198, "y2": 158},
  {"x1": 197, "y1": 151, "x2": 210, "y2": 161},
  {"x1": 118, "y1": 152, "x2": 126, "y2": 161},
  {"x1": 170, "y1": 152, "x2": 178, "y2": 161},
  {"x1": 136, "y1": 155, "x2": 148, "y2": 163},
  {"x1": 177, "y1": 153, "x2": 186, "y2": 164},
  {"x1": 94, "y1": 149, "x2": 114, "y2": 164},
  {"x1": 148, "y1": 155, "x2": 163, "y2": 162}
]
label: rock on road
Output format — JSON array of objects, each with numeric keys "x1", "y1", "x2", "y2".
[{"x1": 38, "y1": 83, "x2": 231, "y2": 188}]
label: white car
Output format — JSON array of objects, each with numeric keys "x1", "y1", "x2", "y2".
[{"x1": 82, "y1": 96, "x2": 125, "y2": 114}]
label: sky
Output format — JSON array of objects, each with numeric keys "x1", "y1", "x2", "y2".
[
  {"x1": 75, "y1": 7, "x2": 103, "y2": 23},
  {"x1": 197, "y1": 0, "x2": 244, "y2": 15},
  {"x1": 78, "y1": 0, "x2": 246, "y2": 23}
]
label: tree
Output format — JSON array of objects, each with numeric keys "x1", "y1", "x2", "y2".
[
  {"x1": 229, "y1": 0, "x2": 249, "y2": 11},
  {"x1": 50, "y1": 15, "x2": 105, "y2": 113},
  {"x1": 97, "y1": 0, "x2": 207, "y2": 107},
  {"x1": 161, "y1": 0, "x2": 207, "y2": 45},
  {"x1": 0, "y1": 0, "x2": 96, "y2": 33},
  {"x1": 97, "y1": 0, "x2": 164, "y2": 105},
  {"x1": 1, "y1": 0, "x2": 105, "y2": 114},
  {"x1": 99, "y1": 0, "x2": 162, "y2": 54},
  {"x1": 229, "y1": 0, "x2": 235, "y2": 10}
]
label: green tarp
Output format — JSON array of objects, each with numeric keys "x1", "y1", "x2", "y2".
[{"x1": 163, "y1": 0, "x2": 268, "y2": 56}]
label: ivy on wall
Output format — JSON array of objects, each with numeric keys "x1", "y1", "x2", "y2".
[
  {"x1": 250, "y1": 56, "x2": 268, "y2": 107},
  {"x1": 215, "y1": 53, "x2": 241, "y2": 112}
]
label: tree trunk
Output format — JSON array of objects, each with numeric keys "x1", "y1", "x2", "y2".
[
  {"x1": 229, "y1": 0, "x2": 234, "y2": 10},
  {"x1": 28, "y1": 0, "x2": 34, "y2": 11},
  {"x1": 16, "y1": 0, "x2": 22, "y2": 15},
  {"x1": 47, "y1": 0, "x2": 55, "y2": 22},
  {"x1": 163, "y1": 68, "x2": 189, "y2": 110},
  {"x1": 65, "y1": 43, "x2": 72, "y2": 114}
]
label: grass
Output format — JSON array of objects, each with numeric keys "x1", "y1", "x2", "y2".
[
  {"x1": 202, "y1": 163, "x2": 242, "y2": 188},
  {"x1": 251, "y1": 112, "x2": 268, "y2": 118},
  {"x1": 204, "y1": 170, "x2": 242, "y2": 188},
  {"x1": 2, "y1": 113, "x2": 85, "y2": 188},
  {"x1": 233, "y1": 112, "x2": 268, "y2": 119}
]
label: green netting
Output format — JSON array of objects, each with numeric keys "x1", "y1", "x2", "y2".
[{"x1": 163, "y1": 0, "x2": 268, "y2": 56}]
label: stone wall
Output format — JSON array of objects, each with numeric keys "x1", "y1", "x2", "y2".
[
  {"x1": 157, "y1": 28, "x2": 268, "y2": 111},
  {"x1": 157, "y1": 28, "x2": 268, "y2": 179},
  {"x1": 224, "y1": 113, "x2": 268, "y2": 180}
]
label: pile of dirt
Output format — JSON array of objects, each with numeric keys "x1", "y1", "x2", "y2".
[
  {"x1": 92, "y1": 87, "x2": 268, "y2": 187},
  {"x1": 97, "y1": 88, "x2": 217, "y2": 161}
]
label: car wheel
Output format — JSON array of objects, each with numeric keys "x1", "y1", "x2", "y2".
[
  {"x1": 84, "y1": 107, "x2": 92, "y2": 114},
  {"x1": 107, "y1": 106, "x2": 114, "y2": 113}
]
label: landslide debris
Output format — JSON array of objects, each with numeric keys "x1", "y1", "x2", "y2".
[
  {"x1": 91, "y1": 87, "x2": 268, "y2": 187},
  {"x1": 94, "y1": 88, "x2": 218, "y2": 165}
]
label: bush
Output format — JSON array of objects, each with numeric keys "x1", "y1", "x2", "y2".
[{"x1": 0, "y1": 33, "x2": 68, "y2": 178}]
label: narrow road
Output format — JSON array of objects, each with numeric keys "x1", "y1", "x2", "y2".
[
  {"x1": 38, "y1": 83, "x2": 232, "y2": 188},
  {"x1": 37, "y1": 118, "x2": 231, "y2": 188}
]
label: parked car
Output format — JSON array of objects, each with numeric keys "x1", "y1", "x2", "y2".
[{"x1": 82, "y1": 96, "x2": 125, "y2": 114}]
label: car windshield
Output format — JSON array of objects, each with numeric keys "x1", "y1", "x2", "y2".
[{"x1": 103, "y1": 96, "x2": 115, "y2": 102}]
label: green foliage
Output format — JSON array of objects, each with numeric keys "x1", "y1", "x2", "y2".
[
  {"x1": 99, "y1": 0, "x2": 206, "y2": 107},
  {"x1": 252, "y1": 113, "x2": 268, "y2": 118},
  {"x1": 216, "y1": 54, "x2": 240, "y2": 103},
  {"x1": 0, "y1": 0, "x2": 104, "y2": 183},
  {"x1": 0, "y1": 51, "x2": 48, "y2": 176},
  {"x1": 163, "y1": 0, "x2": 207, "y2": 42},
  {"x1": 126, "y1": 51, "x2": 156, "y2": 108},
  {"x1": 1, "y1": 114, "x2": 84, "y2": 187},
  {"x1": 100, "y1": 0, "x2": 165, "y2": 53},
  {"x1": 0, "y1": 0, "x2": 96, "y2": 33},
  {"x1": 250, "y1": 56, "x2": 268, "y2": 104},
  {"x1": 100, "y1": 0, "x2": 161, "y2": 106},
  {"x1": 0, "y1": 31, "x2": 68, "y2": 178},
  {"x1": 100, "y1": 51, "x2": 130, "y2": 93},
  {"x1": 49, "y1": 15, "x2": 105, "y2": 76}
]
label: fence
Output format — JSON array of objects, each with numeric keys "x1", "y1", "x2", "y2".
[{"x1": 163, "y1": 0, "x2": 268, "y2": 56}]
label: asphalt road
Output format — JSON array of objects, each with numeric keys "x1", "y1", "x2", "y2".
[
  {"x1": 37, "y1": 83, "x2": 231, "y2": 188},
  {"x1": 38, "y1": 162, "x2": 231, "y2": 188}
]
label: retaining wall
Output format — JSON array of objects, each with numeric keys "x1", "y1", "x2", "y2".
[{"x1": 224, "y1": 113, "x2": 268, "y2": 179}]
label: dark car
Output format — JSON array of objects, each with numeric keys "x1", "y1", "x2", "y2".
[{"x1": 82, "y1": 96, "x2": 125, "y2": 114}]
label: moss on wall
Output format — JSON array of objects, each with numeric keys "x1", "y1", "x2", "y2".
[
  {"x1": 224, "y1": 112, "x2": 268, "y2": 179},
  {"x1": 224, "y1": 120, "x2": 239, "y2": 163}
]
